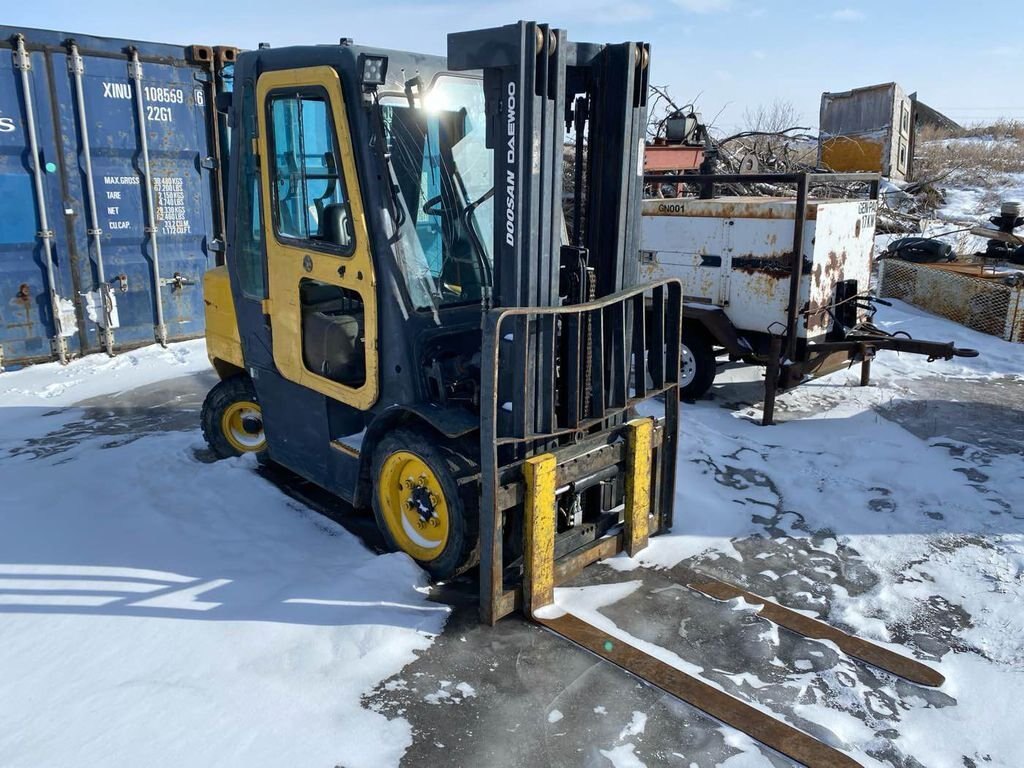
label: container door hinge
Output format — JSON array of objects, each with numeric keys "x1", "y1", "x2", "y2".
[
  {"x1": 12, "y1": 39, "x2": 31, "y2": 71},
  {"x1": 193, "y1": 70, "x2": 212, "y2": 83},
  {"x1": 51, "y1": 337, "x2": 69, "y2": 362},
  {"x1": 209, "y1": 238, "x2": 225, "y2": 252},
  {"x1": 200, "y1": 156, "x2": 218, "y2": 170}
]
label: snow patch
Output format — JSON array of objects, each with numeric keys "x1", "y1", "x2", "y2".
[
  {"x1": 599, "y1": 743, "x2": 646, "y2": 768},
  {"x1": 0, "y1": 339, "x2": 208, "y2": 407},
  {"x1": 617, "y1": 711, "x2": 647, "y2": 740}
]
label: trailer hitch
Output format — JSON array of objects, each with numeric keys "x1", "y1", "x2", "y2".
[
  {"x1": 928, "y1": 344, "x2": 980, "y2": 361},
  {"x1": 855, "y1": 292, "x2": 986, "y2": 360},
  {"x1": 765, "y1": 326, "x2": 981, "y2": 424},
  {"x1": 841, "y1": 330, "x2": 980, "y2": 361}
]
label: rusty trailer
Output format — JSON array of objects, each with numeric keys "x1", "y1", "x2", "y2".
[{"x1": 640, "y1": 172, "x2": 978, "y2": 423}]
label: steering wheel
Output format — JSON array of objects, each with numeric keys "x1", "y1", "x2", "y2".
[{"x1": 422, "y1": 194, "x2": 445, "y2": 217}]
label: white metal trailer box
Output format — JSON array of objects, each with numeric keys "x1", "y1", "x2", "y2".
[{"x1": 640, "y1": 196, "x2": 878, "y2": 340}]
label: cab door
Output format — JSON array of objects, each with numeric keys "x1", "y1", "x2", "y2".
[{"x1": 256, "y1": 66, "x2": 378, "y2": 409}]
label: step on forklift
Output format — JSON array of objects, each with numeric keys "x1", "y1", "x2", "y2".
[{"x1": 200, "y1": 21, "x2": 943, "y2": 766}]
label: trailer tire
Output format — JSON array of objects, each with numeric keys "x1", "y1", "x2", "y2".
[
  {"x1": 201, "y1": 375, "x2": 267, "y2": 459},
  {"x1": 680, "y1": 326, "x2": 716, "y2": 401},
  {"x1": 371, "y1": 428, "x2": 478, "y2": 581}
]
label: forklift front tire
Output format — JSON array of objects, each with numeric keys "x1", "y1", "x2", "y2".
[
  {"x1": 201, "y1": 375, "x2": 267, "y2": 459},
  {"x1": 680, "y1": 326, "x2": 717, "y2": 401},
  {"x1": 371, "y1": 429, "x2": 477, "y2": 581}
]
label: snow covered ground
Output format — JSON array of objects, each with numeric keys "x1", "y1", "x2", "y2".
[
  {"x1": 0, "y1": 343, "x2": 448, "y2": 768},
  {"x1": 1, "y1": 300, "x2": 1022, "y2": 768},
  {"x1": 918, "y1": 135, "x2": 1024, "y2": 226},
  {"x1": 936, "y1": 172, "x2": 1024, "y2": 227}
]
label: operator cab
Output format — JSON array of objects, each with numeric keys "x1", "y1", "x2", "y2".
[{"x1": 222, "y1": 42, "x2": 494, "y2": 425}]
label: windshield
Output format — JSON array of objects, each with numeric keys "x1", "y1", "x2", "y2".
[{"x1": 379, "y1": 75, "x2": 494, "y2": 311}]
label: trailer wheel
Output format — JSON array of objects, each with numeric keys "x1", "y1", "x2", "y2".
[
  {"x1": 201, "y1": 375, "x2": 267, "y2": 459},
  {"x1": 371, "y1": 429, "x2": 478, "y2": 580},
  {"x1": 680, "y1": 326, "x2": 717, "y2": 400}
]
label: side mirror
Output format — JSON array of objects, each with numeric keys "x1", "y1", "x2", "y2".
[{"x1": 321, "y1": 202, "x2": 352, "y2": 248}]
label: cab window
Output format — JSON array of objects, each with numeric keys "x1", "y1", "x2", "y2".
[
  {"x1": 267, "y1": 89, "x2": 353, "y2": 252},
  {"x1": 235, "y1": 81, "x2": 265, "y2": 298},
  {"x1": 381, "y1": 75, "x2": 493, "y2": 310}
]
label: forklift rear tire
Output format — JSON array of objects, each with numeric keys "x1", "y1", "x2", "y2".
[
  {"x1": 371, "y1": 429, "x2": 477, "y2": 581},
  {"x1": 680, "y1": 326, "x2": 716, "y2": 401},
  {"x1": 201, "y1": 375, "x2": 268, "y2": 459}
]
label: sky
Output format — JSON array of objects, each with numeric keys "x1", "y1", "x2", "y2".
[{"x1": 6, "y1": 0, "x2": 1021, "y2": 132}]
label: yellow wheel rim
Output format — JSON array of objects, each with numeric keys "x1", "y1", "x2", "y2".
[
  {"x1": 221, "y1": 400, "x2": 266, "y2": 453},
  {"x1": 378, "y1": 450, "x2": 450, "y2": 562}
]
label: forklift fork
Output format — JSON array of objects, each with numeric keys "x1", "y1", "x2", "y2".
[{"x1": 521, "y1": 420, "x2": 944, "y2": 768}]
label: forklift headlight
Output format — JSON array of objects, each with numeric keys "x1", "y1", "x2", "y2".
[{"x1": 360, "y1": 54, "x2": 388, "y2": 89}]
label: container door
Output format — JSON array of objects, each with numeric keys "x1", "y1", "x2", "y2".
[
  {"x1": 0, "y1": 44, "x2": 81, "y2": 365},
  {"x1": 255, "y1": 66, "x2": 379, "y2": 410},
  {"x1": 52, "y1": 50, "x2": 215, "y2": 352}
]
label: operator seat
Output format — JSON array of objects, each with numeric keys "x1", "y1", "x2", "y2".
[
  {"x1": 299, "y1": 202, "x2": 364, "y2": 385},
  {"x1": 300, "y1": 280, "x2": 365, "y2": 386},
  {"x1": 319, "y1": 200, "x2": 350, "y2": 250}
]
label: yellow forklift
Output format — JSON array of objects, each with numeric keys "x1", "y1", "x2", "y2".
[
  {"x1": 200, "y1": 22, "x2": 943, "y2": 766},
  {"x1": 201, "y1": 21, "x2": 678, "y2": 612}
]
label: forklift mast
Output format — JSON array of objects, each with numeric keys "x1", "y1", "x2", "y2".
[
  {"x1": 448, "y1": 23, "x2": 682, "y2": 623},
  {"x1": 442, "y1": 31, "x2": 946, "y2": 767},
  {"x1": 448, "y1": 23, "x2": 651, "y2": 427},
  {"x1": 448, "y1": 22, "x2": 648, "y2": 311}
]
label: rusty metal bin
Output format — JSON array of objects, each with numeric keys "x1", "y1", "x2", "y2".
[{"x1": 878, "y1": 259, "x2": 1024, "y2": 342}]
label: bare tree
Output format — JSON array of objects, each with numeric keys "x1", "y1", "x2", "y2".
[
  {"x1": 716, "y1": 99, "x2": 816, "y2": 173},
  {"x1": 742, "y1": 99, "x2": 803, "y2": 135}
]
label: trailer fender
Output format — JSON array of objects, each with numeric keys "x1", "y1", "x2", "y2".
[
  {"x1": 354, "y1": 405, "x2": 479, "y2": 508},
  {"x1": 681, "y1": 305, "x2": 746, "y2": 356}
]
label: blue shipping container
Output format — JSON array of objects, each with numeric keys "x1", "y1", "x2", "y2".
[{"x1": 0, "y1": 27, "x2": 234, "y2": 367}]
